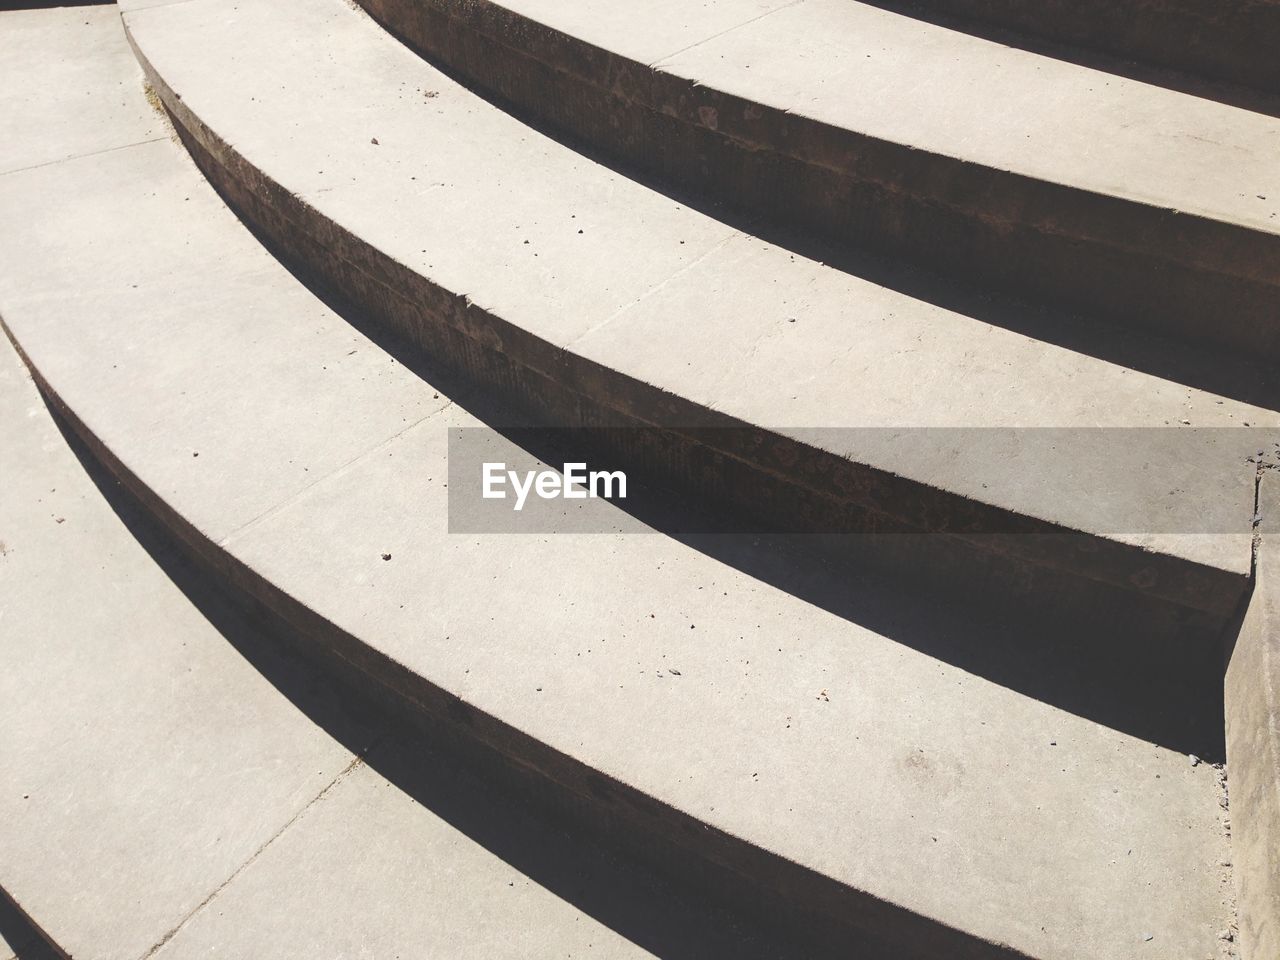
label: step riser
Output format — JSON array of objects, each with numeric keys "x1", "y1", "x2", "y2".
[
  {"x1": 880, "y1": 0, "x2": 1280, "y2": 96},
  {"x1": 132, "y1": 44, "x2": 1246, "y2": 627},
  {"x1": 358, "y1": 0, "x2": 1280, "y2": 361},
  {"x1": 4, "y1": 320, "x2": 1033, "y2": 960}
]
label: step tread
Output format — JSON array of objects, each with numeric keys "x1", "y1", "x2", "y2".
[
  {"x1": 444, "y1": 0, "x2": 1280, "y2": 238},
  {"x1": 0, "y1": 324, "x2": 655, "y2": 960},
  {"x1": 147, "y1": 754, "x2": 661, "y2": 960},
  {"x1": 0, "y1": 76, "x2": 1232, "y2": 960},
  {"x1": 0, "y1": 16, "x2": 668, "y2": 960},
  {"x1": 122, "y1": 0, "x2": 1271, "y2": 597},
  {"x1": 0, "y1": 5, "x2": 163, "y2": 177}
]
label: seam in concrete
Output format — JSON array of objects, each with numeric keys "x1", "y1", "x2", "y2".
[
  {"x1": 218, "y1": 401, "x2": 455, "y2": 548},
  {"x1": 137, "y1": 754, "x2": 370, "y2": 960},
  {"x1": 649, "y1": 0, "x2": 807, "y2": 69},
  {"x1": 0, "y1": 136, "x2": 168, "y2": 181},
  {"x1": 560, "y1": 231, "x2": 741, "y2": 353}
]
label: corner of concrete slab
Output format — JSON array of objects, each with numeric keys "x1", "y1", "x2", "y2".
[{"x1": 1224, "y1": 465, "x2": 1280, "y2": 960}]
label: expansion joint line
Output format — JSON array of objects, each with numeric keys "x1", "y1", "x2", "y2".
[{"x1": 137, "y1": 752, "x2": 373, "y2": 960}]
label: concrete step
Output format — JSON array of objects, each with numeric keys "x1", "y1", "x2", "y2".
[
  {"x1": 0, "y1": 3, "x2": 162, "y2": 178},
  {"x1": 121, "y1": 0, "x2": 1275, "y2": 623},
  {"x1": 868, "y1": 0, "x2": 1280, "y2": 96},
  {"x1": 347, "y1": 0, "x2": 1280, "y2": 358},
  {"x1": 0, "y1": 333, "x2": 676, "y2": 960},
  {"x1": 0, "y1": 317, "x2": 753, "y2": 960},
  {"x1": 0, "y1": 11, "x2": 745, "y2": 960},
  {"x1": 0, "y1": 23, "x2": 1237, "y2": 958}
]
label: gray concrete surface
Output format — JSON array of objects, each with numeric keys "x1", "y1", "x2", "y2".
[
  {"x1": 122, "y1": 0, "x2": 1276, "y2": 617},
  {"x1": 354, "y1": 0, "x2": 1280, "y2": 355},
  {"x1": 0, "y1": 2, "x2": 1258, "y2": 957},
  {"x1": 0, "y1": 149, "x2": 447, "y2": 545},
  {"x1": 1226, "y1": 473, "x2": 1280, "y2": 960},
  {"x1": 223, "y1": 405, "x2": 1236, "y2": 960},
  {"x1": 149, "y1": 750, "x2": 665, "y2": 960},
  {"x1": 0, "y1": 324, "x2": 359, "y2": 960},
  {"x1": 0, "y1": 333, "x2": 656, "y2": 960},
  {"x1": 0, "y1": 69, "x2": 1235, "y2": 959},
  {"x1": 0, "y1": 5, "x2": 162, "y2": 176},
  {"x1": 0, "y1": 9, "x2": 660, "y2": 960},
  {"x1": 650, "y1": 0, "x2": 1280, "y2": 234},
  {"x1": 0, "y1": 11, "x2": 660, "y2": 959}
]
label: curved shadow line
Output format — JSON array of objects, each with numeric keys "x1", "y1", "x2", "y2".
[
  {"x1": 33, "y1": 375, "x2": 952, "y2": 960},
  {"x1": 146, "y1": 93, "x2": 1230, "y2": 761},
  {"x1": 353, "y1": 0, "x2": 1280, "y2": 411}
]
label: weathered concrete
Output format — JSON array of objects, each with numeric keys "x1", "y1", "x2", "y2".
[
  {"x1": 0, "y1": 82, "x2": 1236, "y2": 960},
  {"x1": 888, "y1": 0, "x2": 1280, "y2": 95},
  {"x1": 1226, "y1": 473, "x2": 1280, "y2": 960},
  {"x1": 355, "y1": 0, "x2": 1280, "y2": 357},
  {"x1": 122, "y1": 0, "x2": 1276, "y2": 619}
]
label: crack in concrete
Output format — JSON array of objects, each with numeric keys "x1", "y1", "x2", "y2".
[
  {"x1": 219, "y1": 399, "x2": 456, "y2": 549},
  {"x1": 137, "y1": 753, "x2": 371, "y2": 960},
  {"x1": 0, "y1": 137, "x2": 168, "y2": 181},
  {"x1": 560, "y1": 231, "x2": 740, "y2": 354},
  {"x1": 1248, "y1": 441, "x2": 1280, "y2": 578},
  {"x1": 650, "y1": 0, "x2": 807, "y2": 69}
]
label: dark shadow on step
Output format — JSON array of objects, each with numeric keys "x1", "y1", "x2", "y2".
[
  {"x1": 44, "y1": 407, "x2": 827, "y2": 960},
  {"x1": 854, "y1": 0, "x2": 1280, "y2": 118},
  {"x1": 208, "y1": 204, "x2": 1226, "y2": 765},
  {"x1": 364, "y1": 9, "x2": 1280, "y2": 414},
  {"x1": 156, "y1": 90, "x2": 1233, "y2": 765},
  {"x1": 0, "y1": 887, "x2": 65, "y2": 960},
  {"x1": 37, "y1": 363, "x2": 1223, "y2": 959}
]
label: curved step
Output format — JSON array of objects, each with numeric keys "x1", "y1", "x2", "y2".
[
  {"x1": 0, "y1": 26, "x2": 1237, "y2": 959},
  {"x1": 348, "y1": 0, "x2": 1280, "y2": 358},
  {"x1": 1, "y1": 317, "x2": 689, "y2": 960},
  {"x1": 120, "y1": 0, "x2": 1272, "y2": 620},
  {"x1": 0, "y1": 12, "x2": 706, "y2": 960},
  {"x1": 873, "y1": 0, "x2": 1280, "y2": 96}
]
